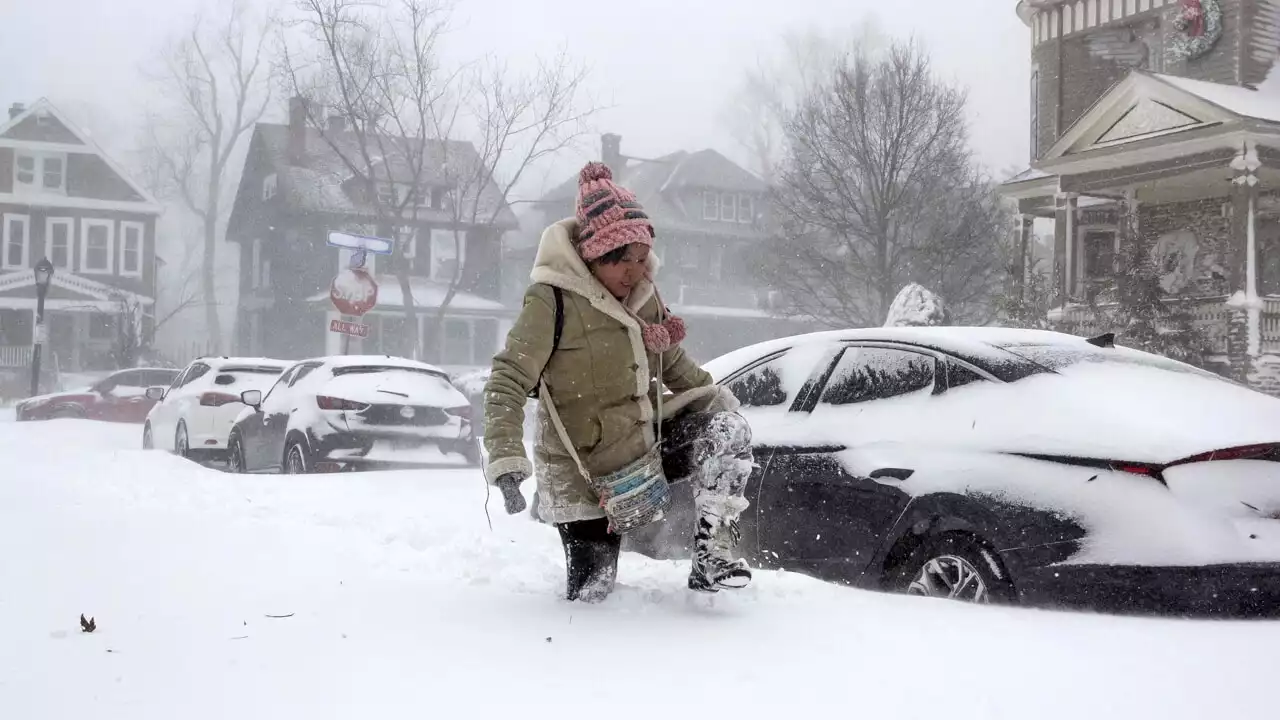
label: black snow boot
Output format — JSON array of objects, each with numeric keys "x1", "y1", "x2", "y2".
[
  {"x1": 689, "y1": 517, "x2": 752, "y2": 592},
  {"x1": 558, "y1": 518, "x2": 622, "y2": 603}
]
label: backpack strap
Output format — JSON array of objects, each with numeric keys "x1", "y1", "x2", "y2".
[{"x1": 529, "y1": 286, "x2": 564, "y2": 398}]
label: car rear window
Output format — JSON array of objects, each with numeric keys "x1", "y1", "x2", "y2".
[
  {"x1": 213, "y1": 366, "x2": 286, "y2": 386},
  {"x1": 998, "y1": 343, "x2": 1229, "y2": 383},
  {"x1": 332, "y1": 365, "x2": 448, "y2": 381}
]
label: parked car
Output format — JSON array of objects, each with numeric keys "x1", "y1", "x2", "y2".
[
  {"x1": 226, "y1": 355, "x2": 478, "y2": 474},
  {"x1": 14, "y1": 367, "x2": 181, "y2": 423},
  {"x1": 142, "y1": 357, "x2": 289, "y2": 461},
  {"x1": 626, "y1": 327, "x2": 1280, "y2": 618}
]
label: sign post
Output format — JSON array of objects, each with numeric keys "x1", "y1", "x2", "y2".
[{"x1": 327, "y1": 231, "x2": 392, "y2": 355}]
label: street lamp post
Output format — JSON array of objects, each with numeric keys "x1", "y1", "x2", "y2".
[{"x1": 29, "y1": 257, "x2": 54, "y2": 397}]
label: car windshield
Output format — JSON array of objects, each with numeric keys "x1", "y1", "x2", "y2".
[{"x1": 998, "y1": 343, "x2": 1232, "y2": 384}]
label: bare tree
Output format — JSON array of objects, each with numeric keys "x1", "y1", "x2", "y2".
[
  {"x1": 720, "y1": 22, "x2": 885, "y2": 184},
  {"x1": 761, "y1": 40, "x2": 1005, "y2": 327},
  {"x1": 278, "y1": 0, "x2": 594, "y2": 360},
  {"x1": 141, "y1": 0, "x2": 272, "y2": 353}
]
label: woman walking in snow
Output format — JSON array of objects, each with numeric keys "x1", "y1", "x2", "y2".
[{"x1": 482, "y1": 162, "x2": 754, "y2": 603}]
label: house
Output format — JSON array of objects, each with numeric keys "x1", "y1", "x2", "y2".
[
  {"x1": 226, "y1": 98, "x2": 519, "y2": 371},
  {"x1": 1000, "y1": 0, "x2": 1280, "y2": 392},
  {"x1": 0, "y1": 99, "x2": 161, "y2": 387},
  {"x1": 522, "y1": 134, "x2": 818, "y2": 362}
]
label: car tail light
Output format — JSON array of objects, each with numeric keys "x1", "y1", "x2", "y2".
[
  {"x1": 445, "y1": 405, "x2": 471, "y2": 420},
  {"x1": 200, "y1": 392, "x2": 240, "y2": 407},
  {"x1": 1170, "y1": 443, "x2": 1280, "y2": 466},
  {"x1": 316, "y1": 395, "x2": 369, "y2": 411},
  {"x1": 1111, "y1": 462, "x2": 1162, "y2": 478}
]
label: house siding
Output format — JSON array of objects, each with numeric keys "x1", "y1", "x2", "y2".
[
  {"x1": 1179, "y1": 0, "x2": 1243, "y2": 84},
  {"x1": 1, "y1": 114, "x2": 83, "y2": 144},
  {"x1": 0, "y1": 204, "x2": 156, "y2": 296}
]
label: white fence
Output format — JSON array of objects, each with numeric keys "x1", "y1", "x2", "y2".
[{"x1": 0, "y1": 346, "x2": 32, "y2": 369}]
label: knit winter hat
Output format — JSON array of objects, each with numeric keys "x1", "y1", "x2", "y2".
[{"x1": 574, "y1": 162, "x2": 654, "y2": 261}]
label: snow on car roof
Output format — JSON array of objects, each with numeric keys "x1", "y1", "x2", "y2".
[
  {"x1": 306, "y1": 354, "x2": 450, "y2": 375},
  {"x1": 701, "y1": 326, "x2": 1087, "y2": 381},
  {"x1": 201, "y1": 356, "x2": 290, "y2": 370}
]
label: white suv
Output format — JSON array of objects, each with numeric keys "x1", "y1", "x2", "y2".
[{"x1": 143, "y1": 357, "x2": 289, "y2": 461}]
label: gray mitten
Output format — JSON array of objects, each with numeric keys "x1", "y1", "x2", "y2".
[{"x1": 495, "y1": 472, "x2": 528, "y2": 515}]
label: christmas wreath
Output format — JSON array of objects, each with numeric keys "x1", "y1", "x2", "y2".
[{"x1": 1168, "y1": 0, "x2": 1223, "y2": 61}]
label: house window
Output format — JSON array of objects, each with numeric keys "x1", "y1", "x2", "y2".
[
  {"x1": 430, "y1": 187, "x2": 445, "y2": 210},
  {"x1": 81, "y1": 219, "x2": 114, "y2": 274},
  {"x1": 1030, "y1": 69, "x2": 1040, "y2": 160},
  {"x1": 719, "y1": 193, "x2": 737, "y2": 222},
  {"x1": 263, "y1": 172, "x2": 277, "y2": 201},
  {"x1": 377, "y1": 184, "x2": 397, "y2": 207},
  {"x1": 89, "y1": 313, "x2": 115, "y2": 341},
  {"x1": 430, "y1": 229, "x2": 464, "y2": 283},
  {"x1": 443, "y1": 319, "x2": 471, "y2": 365},
  {"x1": 1081, "y1": 230, "x2": 1116, "y2": 290},
  {"x1": 46, "y1": 218, "x2": 72, "y2": 270},
  {"x1": 3, "y1": 213, "x2": 30, "y2": 270},
  {"x1": 737, "y1": 194, "x2": 754, "y2": 224},
  {"x1": 703, "y1": 191, "x2": 719, "y2": 220},
  {"x1": 120, "y1": 221, "x2": 144, "y2": 277},
  {"x1": 13, "y1": 152, "x2": 66, "y2": 193}
]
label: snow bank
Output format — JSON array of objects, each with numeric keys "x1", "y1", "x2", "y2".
[{"x1": 7, "y1": 420, "x2": 1280, "y2": 718}]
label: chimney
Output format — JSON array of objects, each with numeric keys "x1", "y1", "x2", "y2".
[
  {"x1": 327, "y1": 114, "x2": 346, "y2": 134},
  {"x1": 8, "y1": 102, "x2": 25, "y2": 120},
  {"x1": 288, "y1": 96, "x2": 308, "y2": 163},
  {"x1": 601, "y1": 133, "x2": 623, "y2": 173}
]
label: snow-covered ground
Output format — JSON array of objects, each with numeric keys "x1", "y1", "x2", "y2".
[{"x1": 4, "y1": 419, "x2": 1280, "y2": 719}]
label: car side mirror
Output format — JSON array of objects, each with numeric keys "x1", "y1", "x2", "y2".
[
  {"x1": 144, "y1": 386, "x2": 166, "y2": 401},
  {"x1": 240, "y1": 389, "x2": 263, "y2": 408}
]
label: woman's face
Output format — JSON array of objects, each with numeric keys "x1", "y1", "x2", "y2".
[{"x1": 590, "y1": 243, "x2": 650, "y2": 300}]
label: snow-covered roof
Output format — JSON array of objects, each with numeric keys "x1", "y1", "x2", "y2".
[
  {"x1": 1152, "y1": 73, "x2": 1280, "y2": 124},
  {"x1": 253, "y1": 124, "x2": 518, "y2": 228},
  {"x1": 1003, "y1": 166, "x2": 1053, "y2": 184},
  {"x1": 307, "y1": 278, "x2": 509, "y2": 314}
]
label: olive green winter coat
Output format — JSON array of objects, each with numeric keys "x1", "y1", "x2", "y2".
[{"x1": 483, "y1": 218, "x2": 738, "y2": 525}]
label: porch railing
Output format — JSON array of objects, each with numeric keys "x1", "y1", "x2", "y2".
[
  {"x1": 0, "y1": 345, "x2": 33, "y2": 369},
  {"x1": 1053, "y1": 297, "x2": 1235, "y2": 356}
]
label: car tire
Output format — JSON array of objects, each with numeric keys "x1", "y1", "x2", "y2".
[
  {"x1": 284, "y1": 441, "x2": 310, "y2": 475},
  {"x1": 142, "y1": 423, "x2": 154, "y2": 450},
  {"x1": 227, "y1": 435, "x2": 246, "y2": 474},
  {"x1": 892, "y1": 532, "x2": 1016, "y2": 605},
  {"x1": 174, "y1": 421, "x2": 191, "y2": 459}
]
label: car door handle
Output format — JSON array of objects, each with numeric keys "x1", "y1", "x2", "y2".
[{"x1": 869, "y1": 467, "x2": 914, "y2": 481}]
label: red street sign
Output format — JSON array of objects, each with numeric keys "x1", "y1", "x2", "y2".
[
  {"x1": 330, "y1": 268, "x2": 378, "y2": 316},
  {"x1": 329, "y1": 319, "x2": 369, "y2": 338}
]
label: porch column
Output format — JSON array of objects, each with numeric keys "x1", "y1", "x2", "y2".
[
  {"x1": 1014, "y1": 213, "x2": 1036, "y2": 301},
  {"x1": 1053, "y1": 192, "x2": 1077, "y2": 305},
  {"x1": 1227, "y1": 141, "x2": 1262, "y2": 382},
  {"x1": 70, "y1": 312, "x2": 84, "y2": 372}
]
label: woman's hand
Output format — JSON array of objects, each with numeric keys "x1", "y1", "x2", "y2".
[{"x1": 495, "y1": 472, "x2": 529, "y2": 514}]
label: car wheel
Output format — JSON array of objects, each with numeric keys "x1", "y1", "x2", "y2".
[
  {"x1": 284, "y1": 441, "x2": 309, "y2": 475},
  {"x1": 175, "y1": 422, "x2": 191, "y2": 459},
  {"x1": 227, "y1": 435, "x2": 246, "y2": 473},
  {"x1": 894, "y1": 532, "x2": 1016, "y2": 605},
  {"x1": 142, "y1": 423, "x2": 154, "y2": 450}
]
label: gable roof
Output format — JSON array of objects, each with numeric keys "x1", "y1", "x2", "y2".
[
  {"x1": 537, "y1": 147, "x2": 768, "y2": 236},
  {"x1": 0, "y1": 98, "x2": 161, "y2": 211},
  {"x1": 1037, "y1": 71, "x2": 1280, "y2": 173},
  {"x1": 253, "y1": 123, "x2": 518, "y2": 228}
]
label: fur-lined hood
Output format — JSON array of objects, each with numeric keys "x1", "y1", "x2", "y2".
[{"x1": 529, "y1": 217, "x2": 659, "y2": 315}]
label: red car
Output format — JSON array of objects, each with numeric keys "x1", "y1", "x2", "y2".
[{"x1": 14, "y1": 367, "x2": 181, "y2": 423}]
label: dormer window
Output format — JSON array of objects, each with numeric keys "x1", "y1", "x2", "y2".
[
  {"x1": 14, "y1": 151, "x2": 66, "y2": 194},
  {"x1": 703, "y1": 191, "x2": 719, "y2": 220},
  {"x1": 736, "y1": 194, "x2": 754, "y2": 224}
]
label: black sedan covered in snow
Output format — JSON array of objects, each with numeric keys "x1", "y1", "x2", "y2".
[
  {"x1": 627, "y1": 327, "x2": 1280, "y2": 617},
  {"x1": 226, "y1": 355, "x2": 478, "y2": 473}
]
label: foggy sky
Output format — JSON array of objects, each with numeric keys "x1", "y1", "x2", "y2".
[{"x1": 2, "y1": 0, "x2": 1034, "y2": 192}]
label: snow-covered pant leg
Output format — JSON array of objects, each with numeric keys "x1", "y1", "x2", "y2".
[
  {"x1": 557, "y1": 518, "x2": 621, "y2": 603},
  {"x1": 662, "y1": 411, "x2": 754, "y2": 590}
]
